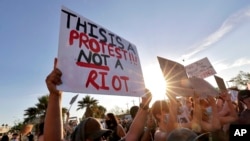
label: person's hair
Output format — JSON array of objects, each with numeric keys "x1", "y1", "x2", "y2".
[
  {"x1": 167, "y1": 128, "x2": 197, "y2": 141},
  {"x1": 237, "y1": 89, "x2": 250, "y2": 114},
  {"x1": 130, "y1": 106, "x2": 139, "y2": 119},
  {"x1": 1, "y1": 134, "x2": 9, "y2": 141},
  {"x1": 106, "y1": 113, "x2": 119, "y2": 129},
  {"x1": 38, "y1": 122, "x2": 44, "y2": 136},
  {"x1": 151, "y1": 100, "x2": 169, "y2": 122}
]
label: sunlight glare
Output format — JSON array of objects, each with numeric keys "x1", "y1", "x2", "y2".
[{"x1": 143, "y1": 64, "x2": 168, "y2": 101}]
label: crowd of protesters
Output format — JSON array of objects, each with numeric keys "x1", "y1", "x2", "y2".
[
  {"x1": 39, "y1": 58, "x2": 250, "y2": 141},
  {"x1": 3, "y1": 58, "x2": 250, "y2": 141}
]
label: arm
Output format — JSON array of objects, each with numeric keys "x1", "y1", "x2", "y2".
[
  {"x1": 166, "y1": 91, "x2": 178, "y2": 131},
  {"x1": 124, "y1": 89, "x2": 152, "y2": 141},
  {"x1": 201, "y1": 96, "x2": 221, "y2": 131},
  {"x1": 219, "y1": 91, "x2": 238, "y2": 125},
  {"x1": 191, "y1": 93, "x2": 202, "y2": 133},
  {"x1": 117, "y1": 124, "x2": 126, "y2": 138},
  {"x1": 140, "y1": 113, "x2": 155, "y2": 141},
  {"x1": 44, "y1": 58, "x2": 64, "y2": 141}
]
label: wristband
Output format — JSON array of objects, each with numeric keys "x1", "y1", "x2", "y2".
[{"x1": 140, "y1": 103, "x2": 149, "y2": 110}]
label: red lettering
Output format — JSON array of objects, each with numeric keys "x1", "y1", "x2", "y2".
[
  {"x1": 69, "y1": 30, "x2": 79, "y2": 46},
  {"x1": 108, "y1": 44, "x2": 115, "y2": 57},
  {"x1": 112, "y1": 75, "x2": 121, "y2": 91},
  {"x1": 115, "y1": 48, "x2": 122, "y2": 59},
  {"x1": 85, "y1": 70, "x2": 129, "y2": 92},
  {"x1": 69, "y1": 29, "x2": 129, "y2": 60},
  {"x1": 79, "y1": 32, "x2": 89, "y2": 49},
  {"x1": 120, "y1": 76, "x2": 129, "y2": 92},
  {"x1": 99, "y1": 71, "x2": 109, "y2": 90},
  {"x1": 89, "y1": 38, "x2": 100, "y2": 53},
  {"x1": 86, "y1": 70, "x2": 99, "y2": 89}
]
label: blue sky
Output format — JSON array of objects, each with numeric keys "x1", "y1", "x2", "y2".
[{"x1": 1, "y1": 0, "x2": 250, "y2": 126}]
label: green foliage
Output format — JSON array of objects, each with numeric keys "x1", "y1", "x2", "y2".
[
  {"x1": 229, "y1": 71, "x2": 250, "y2": 88},
  {"x1": 23, "y1": 94, "x2": 67, "y2": 124},
  {"x1": 76, "y1": 95, "x2": 106, "y2": 118}
]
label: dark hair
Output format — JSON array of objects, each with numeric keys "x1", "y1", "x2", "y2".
[
  {"x1": 1, "y1": 134, "x2": 9, "y2": 141},
  {"x1": 106, "y1": 113, "x2": 119, "y2": 129},
  {"x1": 167, "y1": 128, "x2": 197, "y2": 141},
  {"x1": 130, "y1": 106, "x2": 139, "y2": 119},
  {"x1": 38, "y1": 122, "x2": 44, "y2": 136},
  {"x1": 237, "y1": 90, "x2": 250, "y2": 114}
]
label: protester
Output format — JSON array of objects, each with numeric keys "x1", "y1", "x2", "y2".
[
  {"x1": 1, "y1": 134, "x2": 9, "y2": 141},
  {"x1": 237, "y1": 89, "x2": 250, "y2": 124},
  {"x1": 10, "y1": 133, "x2": 19, "y2": 141},
  {"x1": 37, "y1": 122, "x2": 44, "y2": 141},
  {"x1": 44, "y1": 58, "x2": 152, "y2": 141},
  {"x1": 121, "y1": 89, "x2": 152, "y2": 141},
  {"x1": 44, "y1": 58, "x2": 112, "y2": 141},
  {"x1": 26, "y1": 132, "x2": 34, "y2": 141},
  {"x1": 151, "y1": 92, "x2": 178, "y2": 141},
  {"x1": 105, "y1": 113, "x2": 126, "y2": 141},
  {"x1": 140, "y1": 109, "x2": 156, "y2": 141},
  {"x1": 166, "y1": 127, "x2": 197, "y2": 141},
  {"x1": 125, "y1": 105, "x2": 139, "y2": 133}
]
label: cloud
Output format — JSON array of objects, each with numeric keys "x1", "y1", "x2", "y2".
[
  {"x1": 182, "y1": 6, "x2": 250, "y2": 60},
  {"x1": 214, "y1": 57, "x2": 250, "y2": 72}
]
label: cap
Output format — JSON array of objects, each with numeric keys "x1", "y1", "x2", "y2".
[
  {"x1": 71, "y1": 117, "x2": 111, "y2": 141},
  {"x1": 238, "y1": 89, "x2": 250, "y2": 101},
  {"x1": 85, "y1": 118, "x2": 111, "y2": 140}
]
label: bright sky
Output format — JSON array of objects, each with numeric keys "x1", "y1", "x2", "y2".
[{"x1": 1, "y1": 0, "x2": 250, "y2": 126}]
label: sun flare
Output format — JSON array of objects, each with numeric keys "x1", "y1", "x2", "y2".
[{"x1": 143, "y1": 64, "x2": 168, "y2": 101}]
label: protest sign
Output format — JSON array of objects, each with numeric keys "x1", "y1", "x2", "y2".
[
  {"x1": 214, "y1": 75, "x2": 227, "y2": 92},
  {"x1": 182, "y1": 77, "x2": 219, "y2": 98},
  {"x1": 57, "y1": 6, "x2": 145, "y2": 97},
  {"x1": 185, "y1": 57, "x2": 216, "y2": 79},
  {"x1": 69, "y1": 94, "x2": 79, "y2": 105},
  {"x1": 229, "y1": 89, "x2": 238, "y2": 102},
  {"x1": 158, "y1": 57, "x2": 218, "y2": 97},
  {"x1": 157, "y1": 56, "x2": 193, "y2": 96}
]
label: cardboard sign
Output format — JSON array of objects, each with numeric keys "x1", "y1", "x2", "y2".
[
  {"x1": 214, "y1": 75, "x2": 227, "y2": 92},
  {"x1": 182, "y1": 77, "x2": 219, "y2": 98},
  {"x1": 57, "y1": 6, "x2": 145, "y2": 97},
  {"x1": 185, "y1": 57, "x2": 216, "y2": 79},
  {"x1": 157, "y1": 56, "x2": 193, "y2": 96}
]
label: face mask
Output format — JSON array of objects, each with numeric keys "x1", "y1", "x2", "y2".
[
  {"x1": 206, "y1": 106, "x2": 212, "y2": 116},
  {"x1": 164, "y1": 114, "x2": 169, "y2": 123}
]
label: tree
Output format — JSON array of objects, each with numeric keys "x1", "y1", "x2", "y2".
[
  {"x1": 24, "y1": 107, "x2": 39, "y2": 123},
  {"x1": 24, "y1": 94, "x2": 67, "y2": 123},
  {"x1": 77, "y1": 95, "x2": 99, "y2": 118},
  {"x1": 92, "y1": 104, "x2": 107, "y2": 118},
  {"x1": 229, "y1": 71, "x2": 250, "y2": 89}
]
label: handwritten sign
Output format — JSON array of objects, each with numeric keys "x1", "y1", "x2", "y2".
[
  {"x1": 57, "y1": 6, "x2": 145, "y2": 97},
  {"x1": 185, "y1": 57, "x2": 216, "y2": 79}
]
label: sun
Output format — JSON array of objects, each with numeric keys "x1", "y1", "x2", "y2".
[{"x1": 143, "y1": 64, "x2": 168, "y2": 101}]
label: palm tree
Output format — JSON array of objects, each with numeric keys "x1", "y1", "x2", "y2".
[
  {"x1": 35, "y1": 95, "x2": 49, "y2": 120},
  {"x1": 77, "y1": 95, "x2": 98, "y2": 118},
  {"x1": 24, "y1": 94, "x2": 67, "y2": 123},
  {"x1": 92, "y1": 104, "x2": 107, "y2": 118},
  {"x1": 24, "y1": 107, "x2": 39, "y2": 123}
]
